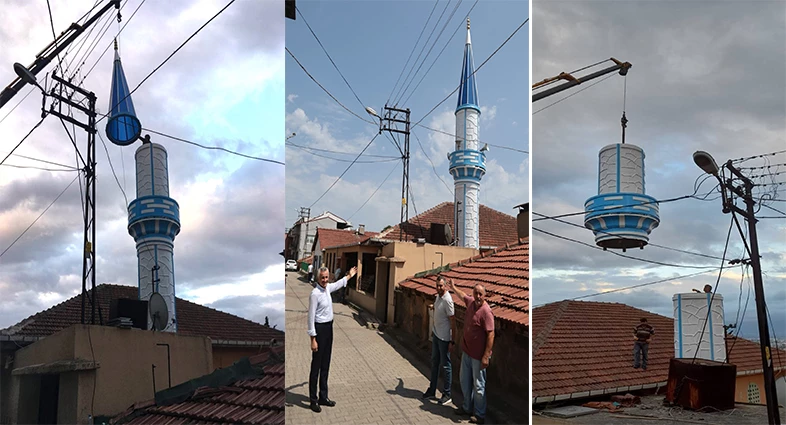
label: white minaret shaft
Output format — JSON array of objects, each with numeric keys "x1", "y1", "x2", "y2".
[
  {"x1": 449, "y1": 18, "x2": 485, "y2": 249},
  {"x1": 127, "y1": 142, "x2": 181, "y2": 332}
]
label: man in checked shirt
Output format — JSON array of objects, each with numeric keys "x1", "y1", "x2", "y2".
[{"x1": 306, "y1": 265, "x2": 357, "y2": 413}]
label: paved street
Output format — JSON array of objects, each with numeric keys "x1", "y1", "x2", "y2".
[{"x1": 285, "y1": 272, "x2": 471, "y2": 425}]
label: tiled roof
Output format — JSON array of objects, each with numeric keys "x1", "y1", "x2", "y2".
[
  {"x1": 113, "y1": 346, "x2": 284, "y2": 424},
  {"x1": 1, "y1": 284, "x2": 284, "y2": 344},
  {"x1": 377, "y1": 202, "x2": 518, "y2": 248},
  {"x1": 532, "y1": 300, "x2": 786, "y2": 400},
  {"x1": 315, "y1": 227, "x2": 379, "y2": 250},
  {"x1": 399, "y1": 239, "x2": 529, "y2": 326}
]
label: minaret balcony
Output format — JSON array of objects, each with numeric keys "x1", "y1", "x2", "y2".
[
  {"x1": 128, "y1": 195, "x2": 181, "y2": 240},
  {"x1": 449, "y1": 149, "x2": 486, "y2": 181}
]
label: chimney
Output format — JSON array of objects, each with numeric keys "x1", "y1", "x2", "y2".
[
  {"x1": 516, "y1": 203, "x2": 529, "y2": 239},
  {"x1": 358, "y1": 224, "x2": 365, "y2": 235}
]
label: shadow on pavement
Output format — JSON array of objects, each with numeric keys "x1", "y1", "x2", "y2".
[
  {"x1": 386, "y1": 377, "x2": 462, "y2": 423},
  {"x1": 285, "y1": 381, "x2": 312, "y2": 411}
]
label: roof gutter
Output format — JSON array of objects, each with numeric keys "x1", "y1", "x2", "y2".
[{"x1": 532, "y1": 381, "x2": 667, "y2": 405}]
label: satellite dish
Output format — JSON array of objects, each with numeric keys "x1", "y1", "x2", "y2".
[{"x1": 149, "y1": 292, "x2": 169, "y2": 331}]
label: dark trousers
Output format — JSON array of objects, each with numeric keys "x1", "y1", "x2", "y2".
[
  {"x1": 427, "y1": 335, "x2": 452, "y2": 396},
  {"x1": 309, "y1": 321, "x2": 334, "y2": 402},
  {"x1": 633, "y1": 340, "x2": 649, "y2": 369}
]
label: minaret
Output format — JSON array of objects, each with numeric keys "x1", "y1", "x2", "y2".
[
  {"x1": 106, "y1": 41, "x2": 181, "y2": 332},
  {"x1": 449, "y1": 18, "x2": 485, "y2": 249}
]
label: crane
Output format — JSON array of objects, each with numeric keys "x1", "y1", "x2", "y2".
[
  {"x1": 0, "y1": 0, "x2": 120, "y2": 110},
  {"x1": 532, "y1": 58, "x2": 631, "y2": 102}
]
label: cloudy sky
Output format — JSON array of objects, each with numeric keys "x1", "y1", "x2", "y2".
[
  {"x1": 285, "y1": 1, "x2": 528, "y2": 233},
  {"x1": 531, "y1": 1, "x2": 786, "y2": 340},
  {"x1": 0, "y1": 0, "x2": 285, "y2": 330}
]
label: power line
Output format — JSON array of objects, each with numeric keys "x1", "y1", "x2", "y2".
[
  {"x1": 387, "y1": 0, "x2": 440, "y2": 104},
  {"x1": 0, "y1": 87, "x2": 34, "y2": 126},
  {"x1": 142, "y1": 128, "x2": 285, "y2": 165},
  {"x1": 411, "y1": 130, "x2": 453, "y2": 196},
  {"x1": 97, "y1": 0, "x2": 237, "y2": 126},
  {"x1": 9, "y1": 154, "x2": 78, "y2": 170},
  {"x1": 398, "y1": 0, "x2": 464, "y2": 106},
  {"x1": 0, "y1": 117, "x2": 46, "y2": 167},
  {"x1": 531, "y1": 211, "x2": 727, "y2": 262},
  {"x1": 286, "y1": 47, "x2": 376, "y2": 126},
  {"x1": 393, "y1": 0, "x2": 453, "y2": 106},
  {"x1": 296, "y1": 6, "x2": 366, "y2": 111},
  {"x1": 531, "y1": 194, "x2": 695, "y2": 222},
  {"x1": 0, "y1": 174, "x2": 79, "y2": 260},
  {"x1": 416, "y1": 123, "x2": 527, "y2": 154},
  {"x1": 533, "y1": 73, "x2": 616, "y2": 115},
  {"x1": 732, "y1": 149, "x2": 786, "y2": 164},
  {"x1": 414, "y1": 17, "x2": 528, "y2": 127},
  {"x1": 348, "y1": 161, "x2": 400, "y2": 220},
  {"x1": 285, "y1": 141, "x2": 398, "y2": 159},
  {"x1": 97, "y1": 132, "x2": 128, "y2": 204},
  {"x1": 287, "y1": 142, "x2": 399, "y2": 164},
  {"x1": 401, "y1": 0, "x2": 481, "y2": 107},
  {"x1": 532, "y1": 226, "x2": 719, "y2": 270},
  {"x1": 45, "y1": 0, "x2": 65, "y2": 72},
  {"x1": 309, "y1": 133, "x2": 380, "y2": 209},
  {"x1": 0, "y1": 163, "x2": 77, "y2": 172},
  {"x1": 760, "y1": 203, "x2": 786, "y2": 216}
]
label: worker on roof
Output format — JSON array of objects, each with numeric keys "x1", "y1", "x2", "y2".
[{"x1": 633, "y1": 317, "x2": 654, "y2": 370}]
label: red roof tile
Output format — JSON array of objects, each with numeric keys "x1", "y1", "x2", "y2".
[
  {"x1": 315, "y1": 227, "x2": 379, "y2": 250},
  {"x1": 1, "y1": 284, "x2": 284, "y2": 344},
  {"x1": 378, "y1": 202, "x2": 518, "y2": 248},
  {"x1": 532, "y1": 300, "x2": 786, "y2": 400},
  {"x1": 399, "y1": 239, "x2": 529, "y2": 326},
  {"x1": 114, "y1": 347, "x2": 284, "y2": 425}
]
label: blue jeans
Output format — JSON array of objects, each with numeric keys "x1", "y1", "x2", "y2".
[
  {"x1": 633, "y1": 341, "x2": 649, "y2": 369},
  {"x1": 460, "y1": 351, "x2": 487, "y2": 418},
  {"x1": 427, "y1": 336, "x2": 452, "y2": 396}
]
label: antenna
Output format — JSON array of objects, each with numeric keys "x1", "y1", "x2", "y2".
[{"x1": 148, "y1": 292, "x2": 169, "y2": 331}]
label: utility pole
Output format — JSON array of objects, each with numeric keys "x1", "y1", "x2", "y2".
[
  {"x1": 48, "y1": 70, "x2": 98, "y2": 325},
  {"x1": 298, "y1": 207, "x2": 311, "y2": 260},
  {"x1": 723, "y1": 161, "x2": 780, "y2": 425},
  {"x1": 379, "y1": 106, "x2": 410, "y2": 240}
]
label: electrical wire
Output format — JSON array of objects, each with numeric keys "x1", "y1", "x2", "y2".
[
  {"x1": 0, "y1": 117, "x2": 46, "y2": 167},
  {"x1": 0, "y1": 163, "x2": 78, "y2": 172},
  {"x1": 411, "y1": 130, "x2": 453, "y2": 196},
  {"x1": 732, "y1": 149, "x2": 786, "y2": 164},
  {"x1": 142, "y1": 128, "x2": 285, "y2": 165},
  {"x1": 414, "y1": 17, "x2": 528, "y2": 127},
  {"x1": 348, "y1": 161, "x2": 400, "y2": 220},
  {"x1": 531, "y1": 211, "x2": 726, "y2": 262},
  {"x1": 416, "y1": 124, "x2": 528, "y2": 154},
  {"x1": 286, "y1": 47, "x2": 376, "y2": 126},
  {"x1": 97, "y1": 132, "x2": 128, "y2": 204},
  {"x1": 285, "y1": 141, "x2": 398, "y2": 159},
  {"x1": 387, "y1": 0, "x2": 440, "y2": 104},
  {"x1": 0, "y1": 174, "x2": 79, "y2": 260},
  {"x1": 532, "y1": 194, "x2": 694, "y2": 222},
  {"x1": 9, "y1": 154, "x2": 79, "y2": 170},
  {"x1": 309, "y1": 133, "x2": 380, "y2": 209},
  {"x1": 287, "y1": 143, "x2": 399, "y2": 164},
  {"x1": 691, "y1": 214, "x2": 734, "y2": 363},
  {"x1": 532, "y1": 226, "x2": 719, "y2": 269},
  {"x1": 296, "y1": 6, "x2": 366, "y2": 112}
]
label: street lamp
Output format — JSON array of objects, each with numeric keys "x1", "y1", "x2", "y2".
[
  {"x1": 693, "y1": 150, "x2": 780, "y2": 425},
  {"x1": 13, "y1": 63, "x2": 45, "y2": 93},
  {"x1": 365, "y1": 106, "x2": 379, "y2": 118}
]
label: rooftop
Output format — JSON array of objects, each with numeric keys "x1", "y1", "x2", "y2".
[
  {"x1": 1, "y1": 284, "x2": 284, "y2": 345},
  {"x1": 377, "y1": 201, "x2": 518, "y2": 248},
  {"x1": 112, "y1": 346, "x2": 285, "y2": 424},
  {"x1": 313, "y1": 227, "x2": 379, "y2": 251},
  {"x1": 399, "y1": 239, "x2": 529, "y2": 326},
  {"x1": 532, "y1": 300, "x2": 786, "y2": 403}
]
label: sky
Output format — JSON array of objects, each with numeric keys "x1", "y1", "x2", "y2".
[
  {"x1": 0, "y1": 0, "x2": 285, "y2": 330},
  {"x1": 531, "y1": 1, "x2": 786, "y2": 341},
  {"x1": 285, "y1": 0, "x2": 529, "y2": 235}
]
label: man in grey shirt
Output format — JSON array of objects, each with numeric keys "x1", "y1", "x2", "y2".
[{"x1": 423, "y1": 275, "x2": 456, "y2": 405}]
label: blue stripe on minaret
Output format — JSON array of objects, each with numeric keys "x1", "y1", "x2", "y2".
[
  {"x1": 150, "y1": 143, "x2": 155, "y2": 196},
  {"x1": 172, "y1": 250, "x2": 177, "y2": 332}
]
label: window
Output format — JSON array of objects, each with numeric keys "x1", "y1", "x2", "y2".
[{"x1": 747, "y1": 382, "x2": 760, "y2": 404}]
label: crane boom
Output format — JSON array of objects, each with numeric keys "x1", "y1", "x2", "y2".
[
  {"x1": 0, "y1": 0, "x2": 120, "y2": 110},
  {"x1": 532, "y1": 58, "x2": 631, "y2": 102}
]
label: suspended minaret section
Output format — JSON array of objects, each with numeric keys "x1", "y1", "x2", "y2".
[
  {"x1": 106, "y1": 41, "x2": 181, "y2": 332},
  {"x1": 449, "y1": 18, "x2": 485, "y2": 249}
]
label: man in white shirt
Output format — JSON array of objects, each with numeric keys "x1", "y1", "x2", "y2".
[
  {"x1": 307, "y1": 263, "x2": 314, "y2": 283},
  {"x1": 423, "y1": 275, "x2": 456, "y2": 405},
  {"x1": 307, "y1": 265, "x2": 357, "y2": 413}
]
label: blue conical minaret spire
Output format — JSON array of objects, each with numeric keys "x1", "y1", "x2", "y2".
[
  {"x1": 449, "y1": 18, "x2": 486, "y2": 249},
  {"x1": 106, "y1": 39, "x2": 141, "y2": 146},
  {"x1": 456, "y1": 18, "x2": 480, "y2": 114}
]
